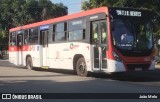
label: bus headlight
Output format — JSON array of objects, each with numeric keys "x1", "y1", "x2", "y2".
[{"x1": 112, "y1": 51, "x2": 122, "y2": 62}]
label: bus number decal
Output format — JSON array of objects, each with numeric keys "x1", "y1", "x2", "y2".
[{"x1": 29, "y1": 45, "x2": 35, "y2": 51}]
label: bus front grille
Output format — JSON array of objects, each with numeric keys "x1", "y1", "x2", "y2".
[{"x1": 126, "y1": 63, "x2": 150, "y2": 71}]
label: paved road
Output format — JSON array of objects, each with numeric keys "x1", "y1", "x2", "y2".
[{"x1": 0, "y1": 60, "x2": 160, "y2": 102}]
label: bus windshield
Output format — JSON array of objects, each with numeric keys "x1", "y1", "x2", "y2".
[{"x1": 112, "y1": 18, "x2": 153, "y2": 56}]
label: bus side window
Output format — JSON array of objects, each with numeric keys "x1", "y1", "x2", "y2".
[
  {"x1": 48, "y1": 29, "x2": 52, "y2": 42},
  {"x1": 29, "y1": 28, "x2": 38, "y2": 44},
  {"x1": 24, "y1": 30, "x2": 29, "y2": 45},
  {"x1": 54, "y1": 23, "x2": 66, "y2": 41},
  {"x1": 10, "y1": 32, "x2": 16, "y2": 46},
  {"x1": 17, "y1": 35, "x2": 22, "y2": 46},
  {"x1": 100, "y1": 21, "x2": 107, "y2": 44},
  {"x1": 68, "y1": 18, "x2": 86, "y2": 41},
  {"x1": 17, "y1": 31, "x2": 24, "y2": 46},
  {"x1": 92, "y1": 23, "x2": 99, "y2": 44},
  {"x1": 69, "y1": 30, "x2": 84, "y2": 41}
]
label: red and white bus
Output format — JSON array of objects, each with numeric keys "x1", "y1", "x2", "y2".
[{"x1": 9, "y1": 7, "x2": 155, "y2": 76}]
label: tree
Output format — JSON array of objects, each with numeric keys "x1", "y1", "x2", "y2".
[{"x1": 0, "y1": 0, "x2": 68, "y2": 51}]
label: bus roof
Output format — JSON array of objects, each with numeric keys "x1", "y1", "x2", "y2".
[{"x1": 9, "y1": 7, "x2": 108, "y2": 32}]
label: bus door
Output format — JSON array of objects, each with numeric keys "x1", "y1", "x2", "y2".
[
  {"x1": 40, "y1": 30, "x2": 49, "y2": 67},
  {"x1": 17, "y1": 33, "x2": 23, "y2": 66},
  {"x1": 92, "y1": 20, "x2": 107, "y2": 70}
]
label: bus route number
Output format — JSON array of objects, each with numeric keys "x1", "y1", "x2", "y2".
[{"x1": 29, "y1": 45, "x2": 35, "y2": 51}]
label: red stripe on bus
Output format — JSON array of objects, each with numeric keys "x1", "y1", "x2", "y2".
[{"x1": 9, "y1": 46, "x2": 29, "y2": 51}]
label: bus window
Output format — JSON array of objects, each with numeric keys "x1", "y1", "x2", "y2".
[
  {"x1": 92, "y1": 23, "x2": 99, "y2": 43},
  {"x1": 17, "y1": 35, "x2": 22, "y2": 46},
  {"x1": 48, "y1": 30, "x2": 52, "y2": 42},
  {"x1": 69, "y1": 19, "x2": 85, "y2": 31},
  {"x1": 100, "y1": 21, "x2": 107, "y2": 44},
  {"x1": 10, "y1": 32, "x2": 16, "y2": 46},
  {"x1": 68, "y1": 18, "x2": 86, "y2": 41},
  {"x1": 29, "y1": 28, "x2": 38, "y2": 44},
  {"x1": 69, "y1": 29, "x2": 84, "y2": 40},
  {"x1": 17, "y1": 31, "x2": 23, "y2": 46},
  {"x1": 24, "y1": 30, "x2": 29, "y2": 45},
  {"x1": 54, "y1": 22, "x2": 66, "y2": 41},
  {"x1": 55, "y1": 32, "x2": 65, "y2": 41}
]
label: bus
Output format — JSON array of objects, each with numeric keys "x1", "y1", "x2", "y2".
[{"x1": 9, "y1": 7, "x2": 155, "y2": 77}]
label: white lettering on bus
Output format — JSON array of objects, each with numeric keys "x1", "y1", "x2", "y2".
[
  {"x1": 40, "y1": 25, "x2": 49, "y2": 30},
  {"x1": 116, "y1": 10, "x2": 129, "y2": 16},
  {"x1": 72, "y1": 20, "x2": 82, "y2": 25},
  {"x1": 90, "y1": 15, "x2": 98, "y2": 19},
  {"x1": 29, "y1": 45, "x2": 35, "y2": 51},
  {"x1": 130, "y1": 11, "x2": 141, "y2": 17},
  {"x1": 116, "y1": 10, "x2": 141, "y2": 17}
]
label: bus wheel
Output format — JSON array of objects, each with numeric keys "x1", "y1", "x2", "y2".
[
  {"x1": 26, "y1": 57, "x2": 33, "y2": 70},
  {"x1": 76, "y1": 58, "x2": 88, "y2": 77}
]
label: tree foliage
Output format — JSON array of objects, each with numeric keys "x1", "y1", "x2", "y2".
[
  {"x1": 0, "y1": 0, "x2": 68, "y2": 50},
  {"x1": 82, "y1": 0, "x2": 160, "y2": 42}
]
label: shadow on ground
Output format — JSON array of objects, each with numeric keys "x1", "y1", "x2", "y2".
[
  {"x1": 1, "y1": 60, "x2": 160, "y2": 82},
  {"x1": 0, "y1": 60, "x2": 16, "y2": 67},
  {"x1": 33, "y1": 67, "x2": 160, "y2": 82}
]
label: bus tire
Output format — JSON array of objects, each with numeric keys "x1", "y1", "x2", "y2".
[
  {"x1": 76, "y1": 57, "x2": 88, "y2": 77},
  {"x1": 26, "y1": 57, "x2": 33, "y2": 70}
]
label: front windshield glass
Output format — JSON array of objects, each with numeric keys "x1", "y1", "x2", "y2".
[{"x1": 112, "y1": 19, "x2": 153, "y2": 51}]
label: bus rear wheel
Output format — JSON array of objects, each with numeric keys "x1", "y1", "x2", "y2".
[
  {"x1": 76, "y1": 58, "x2": 88, "y2": 77},
  {"x1": 26, "y1": 57, "x2": 33, "y2": 70}
]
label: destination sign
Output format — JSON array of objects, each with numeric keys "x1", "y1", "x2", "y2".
[
  {"x1": 72, "y1": 20, "x2": 82, "y2": 25},
  {"x1": 90, "y1": 15, "x2": 98, "y2": 19},
  {"x1": 116, "y1": 10, "x2": 141, "y2": 17},
  {"x1": 40, "y1": 25, "x2": 49, "y2": 30}
]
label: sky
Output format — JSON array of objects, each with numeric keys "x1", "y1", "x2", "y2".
[{"x1": 51, "y1": 0, "x2": 82, "y2": 14}]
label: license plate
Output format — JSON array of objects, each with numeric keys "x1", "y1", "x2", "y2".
[{"x1": 135, "y1": 68, "x2": 142, "y2": 71}]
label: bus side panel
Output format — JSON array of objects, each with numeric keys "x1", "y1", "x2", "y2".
[
  {"x1": 48, "y1": 42, "x2": 91, "y2": 71},
  {"x1": 22, "y1": 45, "x2": 41, "y2": 67},
  {"x1": 9, "y1": 51, "x2": 18, "y2": 65},
  {"x1": 48, "y1": 43, "x2": 60, "y2": 68},
  {"x1": 9, "y1": 46, "x2": 18, "y2": 65},
  {"x1": 107, "y1": 59, "x2": 126, "y2": 72},
  {"x1": 31, "y1": 45, "x2": 41, "y2": 67}
]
